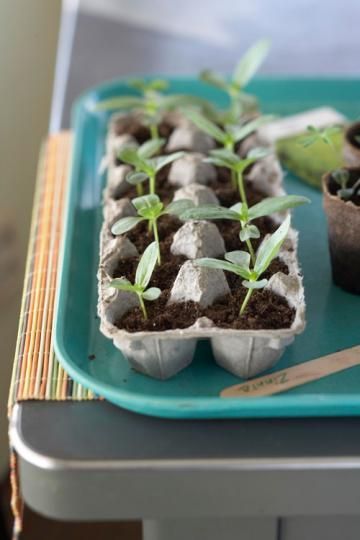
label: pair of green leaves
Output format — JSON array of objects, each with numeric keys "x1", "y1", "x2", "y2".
[
  {"x1": 195, "y1": 215, "x2": 291, "y2": 315},
  {"x1": 184, "y1": 108, "x2": 274, "y2": 150},
  {"x1": 332, "y1": 168, "x2": 360, "y2": 201},
  {"x1": 204, "y1": 146, "x2": 270, "y2": 204},
  {"x1": 112, "y1": 194, "x2": 191, "y2": 236},
  {"x1": 205, "y1": 146, "x2": 270, "y2": 174},
  {"x1": 181, "y1": 195, "x2": 309, "y2": 257},
  {"x1": 111, "y1": 194, "x2": 193, "y2": 264},
  {"x1": 299, "y1": 125, "x2": 341, "y2": 148},
  {"x1": 200, "y1": 39, "x2": 270, "y2": 120},
  {"x1": 109, "y1": 241, "x2": 160, "y2": 320},
  {"x1": 118, "y1": 139, "x2": 184, "y2": 194}
]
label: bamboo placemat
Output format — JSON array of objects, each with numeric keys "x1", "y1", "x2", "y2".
[{"x1": 8, "y1": 132, "x2": 97, "y2": 536}]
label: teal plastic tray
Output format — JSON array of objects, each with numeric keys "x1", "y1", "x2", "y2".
[{"x1": 54, "y1": 77, "x2": 360, "y2": 418}]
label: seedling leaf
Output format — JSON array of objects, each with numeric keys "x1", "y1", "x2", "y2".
[
  {"x1": 138, "y1": 138, "x2": 165, "y2": 159},
  {"x1": 249, "y1": 195, "x2": 310, "y2": 220},
  {"x1": 153, "y1": 151, "x2": 185, "y2": 172},
  {"x1": 229, "y1": 115, "x2": 275, "y2": 143},
  {"x1": 126, "y1": 171, "x2": 149, "y2": 185},
  {"x1": 108, "y1": 277, "x2": 134, "y2": 292},
  {"x1": 233, "y1": 39, "x2": 270, "y2": 88},
  {"x1": 135, "y1": 241, "x2": 159, "y2": 288},
  {"x1": 166, "y1": 199, "x2": 194, "y2": 216},
  {"x1": 111, "y1": 216, "x2": 143, "y2": 235},
  {"x1": 181, "y1": 205, "x2": 238, "y2": 221},
  {"x1": 200, "y1": 69, "x2": 228, "y2": 91},
  {"x1": 142, "y1": 287, "x2": 161, "y2": 301},
  {"x1": 132, "y1": 194, "x2": 161, "y2": 211},
  {"x1": 243, "y1": 278, "x2": 268, "y2": 289},
  {"x1": 224, "y1": 250, "x2": 251, "y2": 268},
  {"x1": 254, "y1": 215, "x2": 290, "y2": 275},
  {"x1": 184, "y1": 109, "x2": 227, "y2": 143},
  {"x1": 239, "y1": 224, "x2": 260, "y2": 241}
]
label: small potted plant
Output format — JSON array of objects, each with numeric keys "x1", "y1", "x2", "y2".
[
  {"x1": 343, "y1": 121, "x2": 360, "y2": 167},
  {"x1": 322, "y1": 167, "x2": 360, "y2": 294}
]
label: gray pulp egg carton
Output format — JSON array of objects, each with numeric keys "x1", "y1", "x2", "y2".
[{"x1": 97, "y1": 113, "x2": 306, "y2": 380}]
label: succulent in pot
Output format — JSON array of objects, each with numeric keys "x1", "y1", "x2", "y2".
[
  {"x1": 322, "y1": 167, "x2": 360, "y2": 294},
  {"x1": 343, "y1": 121, "x2": 360, "y2": 167}
]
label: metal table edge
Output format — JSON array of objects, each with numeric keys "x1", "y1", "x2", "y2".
[{"x1": 10, "y1": 404, "x2": 360, "y2": 473}]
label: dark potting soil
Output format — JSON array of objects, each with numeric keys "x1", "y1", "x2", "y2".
[
  {"x1": 209, "y1": 166, "x2": 264, "y2": 208},
  {"x1": 111, "y1": 213, "x2": 294, "y2": 332},
  {"x1": 124, "y1": 214, "x2": 182, "y2": 254},
  {"x1": 114, "y1": 117, "x2": 174, "y2": 144},
  {"x1": 114, "y1": 256, "x2": 293, "y2": 332},
  {"x1": 329, "y1": 170, "x2": 360, "y2": 206}
]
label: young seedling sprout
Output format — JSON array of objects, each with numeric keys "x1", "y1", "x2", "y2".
[
  {"x1": 111, "y1": 194, "x2": 193, "y2": 264},
  {"x1": 118, "y1": 142, "x2": 184, "y2": 195},
  {"x1": 205, "y1": 147, "x2": 270, "y2": 202},
  {"x1": 184, "y1": 109, "x2": 273, "y2": 186},
  {"x1": 97, "y1": 77, "x2": 212, "y2": 140},
  {"x1": 181, "y1": 195, "x2": 309, "y2": 264},
  {"x1": 200, "y1": 39, "x2": 270, "y2": 122},
  {"x1": 109, "y1": 241, "x2": 160, "y2": 320},
  {"x1": 184, "y1": 109, "x2": 273, "y2": 152},
  {"x1": 195, "y1": 215, "x2": 291, "y2": 316},
  {"x1": 299, "y1": 125, "x2": 341, "y2": 149},
  {"x1": 332, "y1": 168, "x2": 360, "y2": 201}
]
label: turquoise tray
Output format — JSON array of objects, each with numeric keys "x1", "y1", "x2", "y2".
[{"x1": 54, "y1": 77, "x2": 360, "y2": 419}]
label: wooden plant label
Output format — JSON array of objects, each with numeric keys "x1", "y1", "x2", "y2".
[{"x1": 220, "y1": 346, "x2": 360, "y2": 398}]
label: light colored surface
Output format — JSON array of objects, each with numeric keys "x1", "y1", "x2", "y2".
[
  {"x1": 80, "y1": 0, "x2": 360, "y2": 75},
  {"x1": 143, "y1": 517, "x2": 278, "y2": 540},
  {"x1": 281, "y1": 516, "x2": 360, "y2": 540},
  {"x1": 0, "y1": 0, "x2": 60, "y2": 471},
  {"x1": 258, "y1": 107, "x2": 346, "y2": 144}
]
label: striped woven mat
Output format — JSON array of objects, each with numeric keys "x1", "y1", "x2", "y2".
[{"x1": 8, "y1": 132, "x2": 96, "y2": 537}]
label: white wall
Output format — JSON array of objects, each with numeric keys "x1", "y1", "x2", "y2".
[{"x1": 0, "y1": 0, "x2": 61, "y2": 472}]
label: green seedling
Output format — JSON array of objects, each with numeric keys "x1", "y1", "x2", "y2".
[
  {"x1": 184, "y1": 109, "x2": 273, "y2": 186},
  {"x1": 109, "y1": 241, "x2": 160, "y2": 320},
  {"x1": 200, "y1": 39, "x2": 270, "y2": 122},
  {"x1": 184, "y1": 109, "x2": 274, "y2": 151},
  {"x1": 111, "y1": 194, "x2": 193, "y2": 264},
  {"x1": 118, "y1": 142, "x2": 184, "y2": 195},
  {"x1": 332, "y1": 168, "x2": 360, "y2": 201},
  {"x1": 205, "y1": 147, "x2": 270, "y2": 201},
  {"x1": 299, "y1": 125, "x2": 342, "y2": 149},
  {"x1": 195, "y1": 215, "x2": 290, "y2": 316},
  {"x1": 181, "y1": 195, "x2": 308, "y2": 264},
  {"x1": 97, "y1": 77, "x2": 212, "y2": 140}
]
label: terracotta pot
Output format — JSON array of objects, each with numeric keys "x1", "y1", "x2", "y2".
[
  {"x1": 343, "y1": 121, "x2": 360, "y2": 167},
  {"x1": 322, "y1": 168, "x2": 360, "y2": 294}
]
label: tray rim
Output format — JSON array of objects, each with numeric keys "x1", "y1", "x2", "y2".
[{"x1": 54, "y1": 75, "x2": 360, "y2": 419}]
